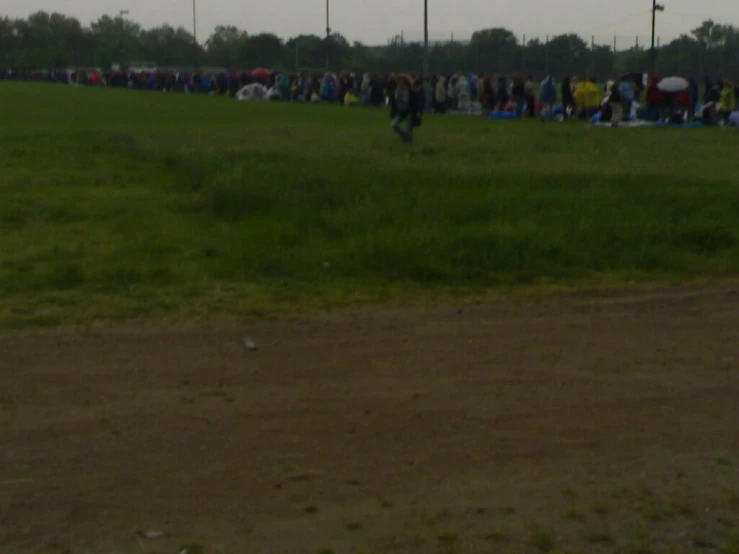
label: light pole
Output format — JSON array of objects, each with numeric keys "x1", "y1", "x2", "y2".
[
  {"x1": 650, "y1": 0, "x2": 665, "y2": 77},
  {"x1": 326, "y1": 0, "x2": 331, "y2": 38},
  {"x1": 325, "y1": 0, "x2": 331, "y2": 70},
  {"x1": 423, "y1": 0, "x2": 429, "y2": 75},
  {"x1": 192, "y1": 0, "x2": 198, "y2": 70},
  {"x1": 118, "y1": 10, "x2": 129, "y2": 70}
]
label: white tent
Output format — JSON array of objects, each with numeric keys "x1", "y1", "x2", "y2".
[{"x1": 235, "y1": 83, "x2": 269, "y2": 102}]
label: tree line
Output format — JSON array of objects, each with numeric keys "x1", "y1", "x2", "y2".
[{"x1": 1, "y1": 11, "x2": 738, "y2": 80}]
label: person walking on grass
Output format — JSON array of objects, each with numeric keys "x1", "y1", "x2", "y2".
[{"x1": 389, "y1": 75, "x2": 422, "y2": 145}]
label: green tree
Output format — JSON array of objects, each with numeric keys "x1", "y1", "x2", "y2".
[
  {"x1": 8, "y1": 11, "x2": 87, "y2": 68},
  {"x1": 545, "y1": 34, "x2": 589, "y2": 78},
  {"x1": 205, "y1": 25, "x2": 248, "y2": 68},
  {"x1": 285, "y1": 34, "x2": 326, "y2": 71},
  {"x1": 0, "y1": 16, "x2": 20, "y2": 66},
  {"x1": 470, "y1": 27, "x2": 518, "y2": 74},
  {"x1": 89, "y1": 14, "x2": 143, "y2": 68},
  {"x1": 242, "y1": 33, "x2": 284, "y2": 69},
  {"x1": 139, "y1": 25, "x2": 197, "y2": 67}
]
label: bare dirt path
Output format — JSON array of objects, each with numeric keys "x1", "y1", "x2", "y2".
[{"x1": 2, "y1": 287, "x2": 738, "y2": 554}]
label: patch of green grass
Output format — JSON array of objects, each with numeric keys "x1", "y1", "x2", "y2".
[
  {"x1": 721, "y1": 538, "x2": 739, "y2": 554},
  {"x1": 692, "y1": 535, "x2": 717, "y2": 549},
  {"x1": 583, "y1": 529, "x2": 613, "y2": 544},
  {"x1": 3, "y1": 83, "x2": 739, "y2": 328},
  {"x1": 560, "y1": 487, "x2": 577, "y2": 501},
  {"x1": 564, "y1": 506, "x2": 585, "y2": 521},
  {"x1": 592, "y1": 501, "x2": 609, "y2": 516},
  {"x1": 484, "y1": 528, "x2": 508, "y2": 541},
  {"x1": 304, "y1": 504, "x2": 319, "y2": 514},
  {"x1": 625, "y1": 525, "x2": 654, "y2": 554},
  {"x1": 610, "y1": 486, "x2": 630, "y2": 499},
  {"x1": 422, "y1": 508, "x2": 451, "y2": 526},
  {"x1": 529, "y1": 529, "x2": 555, "y2": 552},
  {"x1": 437, "y1": 531, "x2": 458, "y2": 544},
  {"x1": 718, "y1": 515, "x2": 736, "y2": 527},
  {"x1": 670, "y1": 500, "x2": 695, "y2": 517},
  {"x1": 635, "y1": 499, "x2": 671, "y2": 523}
]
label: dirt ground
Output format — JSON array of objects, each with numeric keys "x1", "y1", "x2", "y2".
[{"x1": 1, "y1": 286, "x2": 739, "y2": 554}]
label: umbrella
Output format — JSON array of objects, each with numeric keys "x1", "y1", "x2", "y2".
[
  {"x1": 251, "y1": 68, "x2": 271, "y2": 78},
  {"x1": 657, "y1": 76, "x2": 689, "y2": 93}
]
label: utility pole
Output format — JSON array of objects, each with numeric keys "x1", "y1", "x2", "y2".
[
  {"x1": 650, "y1": 0, "x2": 665, "y2": 77},
  {"x1": 423, "y1": 0, "x2": 429, "y2": 75}
]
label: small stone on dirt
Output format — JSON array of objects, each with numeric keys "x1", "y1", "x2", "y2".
[{"x1": 242, "y1": 338, "x2": 258, "y2": 351}]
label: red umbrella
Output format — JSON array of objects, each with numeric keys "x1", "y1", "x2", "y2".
[{"x1": 251, "y1": 68, "x2": 271, "y2": 78}]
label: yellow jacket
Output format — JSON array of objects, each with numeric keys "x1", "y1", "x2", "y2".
[
  {"x1": 721, "y1": 85, "x2": 736, "y2": 112},
  {"x1": 575, "y1": 81, "x2": 600, "y2": 109}
]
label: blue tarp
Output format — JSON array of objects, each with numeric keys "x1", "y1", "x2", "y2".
[{"x1": 489, "y1": 111, "x2": 518, "y2": 120}]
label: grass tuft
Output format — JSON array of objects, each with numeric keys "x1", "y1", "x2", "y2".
[
  {"x1": 437, "y1": 532, "x2": 458, "y2": 546},
  {"x1": 564, "y1": 506, "x2": 585, "y2": 521},
  {"x1": 530, "y1": 529, "x2": 555, "y2": 552}
]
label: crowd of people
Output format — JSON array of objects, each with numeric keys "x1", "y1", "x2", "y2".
[{"x1": 4, "y1": 66, "x2": 737, "y2": 126}]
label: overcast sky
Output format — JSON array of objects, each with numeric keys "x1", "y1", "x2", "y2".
[{"x1": 4, "y1": 0, "x2": 737, "y2": 45}]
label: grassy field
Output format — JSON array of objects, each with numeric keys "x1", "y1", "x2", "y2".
[{"x1": 1, "y1": 82, "x2": 738, "y2": 327}]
